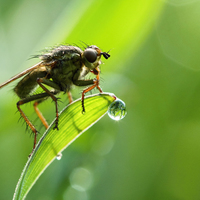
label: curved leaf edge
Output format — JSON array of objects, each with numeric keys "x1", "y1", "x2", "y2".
[{"x1": 13, "y1": 92, "x2": 116, "y2": 200}]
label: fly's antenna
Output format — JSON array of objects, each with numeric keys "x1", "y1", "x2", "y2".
[{"x1": 101, "y1": 52, "x2": 110, "y2": 59}]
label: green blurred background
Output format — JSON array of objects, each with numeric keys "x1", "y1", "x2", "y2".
[{"x1": 1, "y1": 0, "x2": 200, "y2": 199}]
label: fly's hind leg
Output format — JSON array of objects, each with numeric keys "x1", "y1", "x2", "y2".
[
  {"x1": 17, "y1": 101, "x2": 38, "y2": 156},
  {"x1": 17, "y1": 92, "x2": 57, "y2": 156},
  {"x1": 34, "y1": 100, "x2": 49, "y2": 129}
]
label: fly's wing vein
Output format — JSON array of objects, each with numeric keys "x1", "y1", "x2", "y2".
[{"x1": 0, "y1": 61, "x2": 46, "y2": 89}]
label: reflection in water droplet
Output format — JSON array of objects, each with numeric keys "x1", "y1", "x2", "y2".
[
  {"x1": 108, "y1": 99, "x2": 127, "y2": 121},
  {"x1": 56, "y1": 152, "x2": 62, "y2": 160}
]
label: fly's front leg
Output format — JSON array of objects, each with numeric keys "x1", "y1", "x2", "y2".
[
  {"x1": 81, "y1": 79, "x2": 102, "y2": 113},
  {"x1": 36, "y1": 78, "x2": 61, "y2": 130},
  {"x1": 73, "y1": 67, "x2": 102, "y2": 112}
]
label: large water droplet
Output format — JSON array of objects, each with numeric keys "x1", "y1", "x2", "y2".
[{"x1": 108, "y1": 99, "x2": 127, "y2": 121}]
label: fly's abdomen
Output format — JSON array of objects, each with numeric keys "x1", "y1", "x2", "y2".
[{"x1": 14, "y1": 67, "x2": 48, "y2": 99}]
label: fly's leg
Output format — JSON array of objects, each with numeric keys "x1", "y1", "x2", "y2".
[
  {"x1": 17, "y1": 92, "x2": 57, "y2": 156},
  {"x1": 82, "y1": 67, "x2": 102, "y2": 112},
  {"x1": 36, "y1": 78, "x2": 61, "y2": 130},
  {"x1": 81, "y1": 78, "x2": 102, "y2": 113},
  {"x1": 73, "y1": 67, "x2": 102, "y2": 112},
  {"x1": 17, "y1": 101, "x2": 38, "y2": 156},
  {"x1": 34, "y1": 101, "x2": 49, "y2": 129},
  {"x1": 34, "y1": 90, "x2": 59, "y2": 129},
  {"x1": 67, "y1": 91, "x2": 73, "y2": 104},
  {"x1": 34, "y1": 89, "x2": 72, "y2": 130}
]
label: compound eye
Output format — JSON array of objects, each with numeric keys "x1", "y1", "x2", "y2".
[{"x1": 84, "y1": 49, "x2": 97, "y2": 63}]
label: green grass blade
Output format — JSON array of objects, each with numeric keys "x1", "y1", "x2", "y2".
[{"x1": 13, "y1": 93, "x2": 116, "y2": 200}]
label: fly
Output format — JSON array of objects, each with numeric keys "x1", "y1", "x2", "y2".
[{"x1": 0, "y1": 45, "x2": 110, "y2": 155}]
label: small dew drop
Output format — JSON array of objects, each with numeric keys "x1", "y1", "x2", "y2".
[
  {"x1": 108, "y1": 99, "x2": 127, "y2": 121},
  {"x1": 56, "y1": 152, "x2": 62, "y2": 160}
]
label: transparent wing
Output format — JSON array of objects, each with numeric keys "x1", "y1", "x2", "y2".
[{"x1": 0, "y1": 61, "x2": 51, "y2": 89}]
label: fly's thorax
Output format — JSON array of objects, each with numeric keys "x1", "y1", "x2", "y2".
[
  {"x1": 41, "y1": 45, "x2": 83, "y2": 85},
  {"x1": 50, "y1": 56, "x2": 84, "y2": 92},
  {"x1": 40, "y1": 46, "x2": 83, "y2": 62}
]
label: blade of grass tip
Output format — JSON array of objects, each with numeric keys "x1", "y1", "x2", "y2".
[{"x1": 13, "y1": 92, "x2": 116, "y2": 200}]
